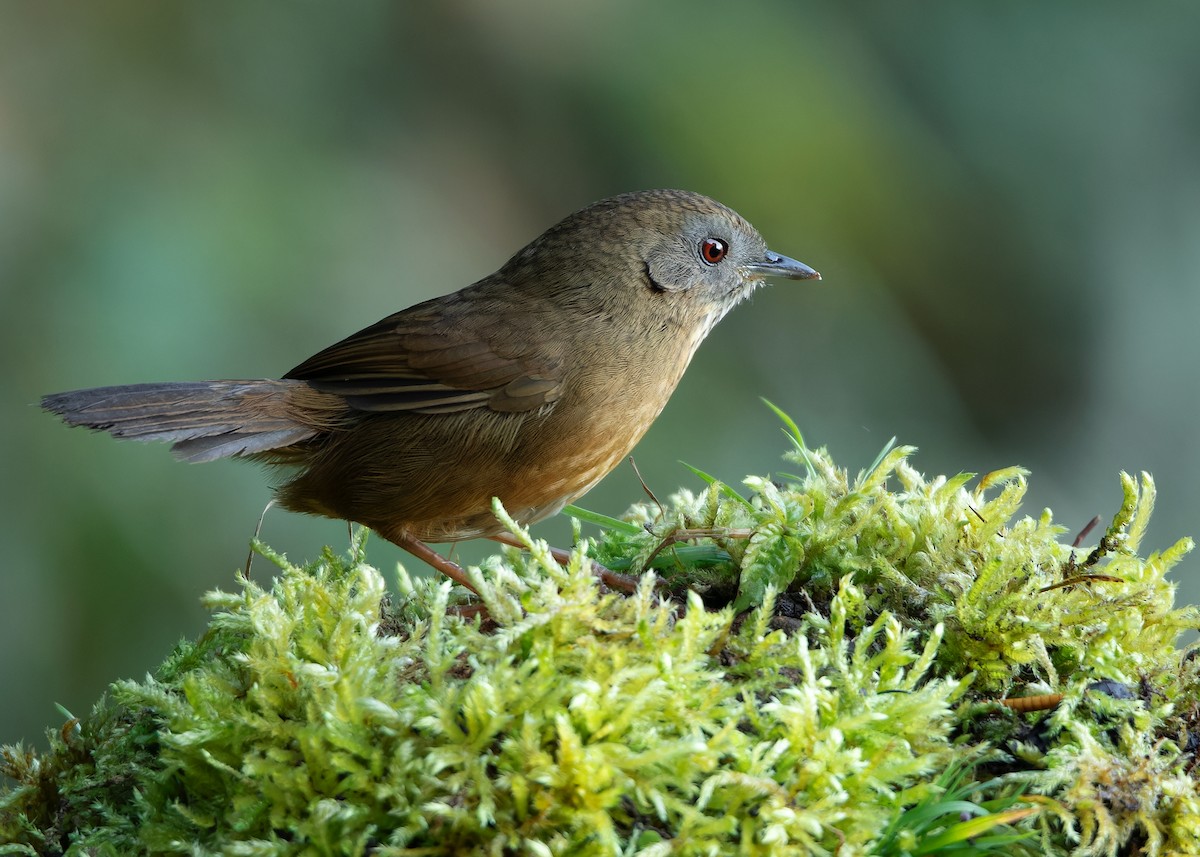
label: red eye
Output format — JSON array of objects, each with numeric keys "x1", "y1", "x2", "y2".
[{"x1": 700, "y1": 237, "x2": 728, "y2": 265}]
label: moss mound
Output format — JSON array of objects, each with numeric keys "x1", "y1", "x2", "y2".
[{"x1": 4, "y1": 428, "x2": 1200, "y2": 855}]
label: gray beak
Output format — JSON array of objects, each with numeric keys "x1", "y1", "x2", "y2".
[{"x1": 745, "y1": 250, "x2": 821, "y2": 281}]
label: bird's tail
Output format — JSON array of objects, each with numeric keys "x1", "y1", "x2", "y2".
[{"x1": 41, "y1": 380, "x2": 318, "y2": 463}]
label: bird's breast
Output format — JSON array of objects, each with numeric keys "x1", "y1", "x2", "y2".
[{"x1": 496, "y1": 327, "x2": 698, "y2": 519}]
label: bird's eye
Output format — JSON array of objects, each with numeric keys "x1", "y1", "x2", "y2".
[{"x1": 699, "y1": 237, "x2": 728, "y2": 265}]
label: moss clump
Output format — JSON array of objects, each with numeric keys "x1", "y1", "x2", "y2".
[{"x1": 4, "y1": 428, "x2": 1200, "y2": 855}]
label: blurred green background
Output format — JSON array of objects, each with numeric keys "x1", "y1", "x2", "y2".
[{"x1": 3, "y1": 2, "x2": 1200, "y2": 746}]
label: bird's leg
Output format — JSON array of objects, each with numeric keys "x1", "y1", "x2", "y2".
[
  {"x1": 489, "y1": 532, "x2": 639, "y2": 594},
  {"x1": 391, "y1": 531, "x2": 481, "y2": 596},
  {"x1": 388, "y1": 530, "x2": 639, "y2": 596}
]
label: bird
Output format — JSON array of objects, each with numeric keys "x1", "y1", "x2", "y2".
[{"x1": 43, "y1": 189, "x2": 820, "y2": 591}]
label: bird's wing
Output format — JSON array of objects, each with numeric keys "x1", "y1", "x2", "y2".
[{"x1": 284, "y1": 299, "x2": 564, "y2": 415}]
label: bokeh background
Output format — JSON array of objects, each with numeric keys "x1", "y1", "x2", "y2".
[{"x1": 3, "y1": 2, "x2": 1199, "y2": 746}]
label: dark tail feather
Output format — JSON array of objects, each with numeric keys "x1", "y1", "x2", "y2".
[{"x1": 41, "y1": 380, "x2": 317, "y2": 463}]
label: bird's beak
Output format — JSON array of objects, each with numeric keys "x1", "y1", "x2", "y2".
[{"x1": 745, "y1": 250, "x2": 821, "y2": 281}]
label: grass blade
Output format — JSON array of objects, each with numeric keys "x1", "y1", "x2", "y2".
[
  {"x1": 680, "y1": 462, "x2": 755, "y2": 512},
  {"x1": 561, "y1": 504, "x2": 642, "y2": 535}
]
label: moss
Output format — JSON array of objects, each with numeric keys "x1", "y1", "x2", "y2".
[{"x1": 4, "y1": 423, "x2": 1200, "y2": 855}]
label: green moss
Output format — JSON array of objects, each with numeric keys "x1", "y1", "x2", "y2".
[{"x1": 4, "y1": 426, "x2": 1200, "y2": 855}]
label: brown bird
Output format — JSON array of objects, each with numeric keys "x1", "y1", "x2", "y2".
[{"x1": 43, "y1": 189, "x2": 819, "y2": 590}]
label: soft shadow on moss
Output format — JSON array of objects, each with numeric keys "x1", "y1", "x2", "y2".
[{"x1": 4, "y1": 427, "x2": 1200, "y2": 855}]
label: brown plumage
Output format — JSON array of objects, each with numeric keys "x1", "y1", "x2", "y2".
[{"x1": 43, "y1": 189, "x2": 820, "y2": 585}]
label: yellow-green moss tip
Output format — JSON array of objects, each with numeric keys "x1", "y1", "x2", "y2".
[{"x1": 2, "y1": 432, "x2": 1199, "y2": 855}]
